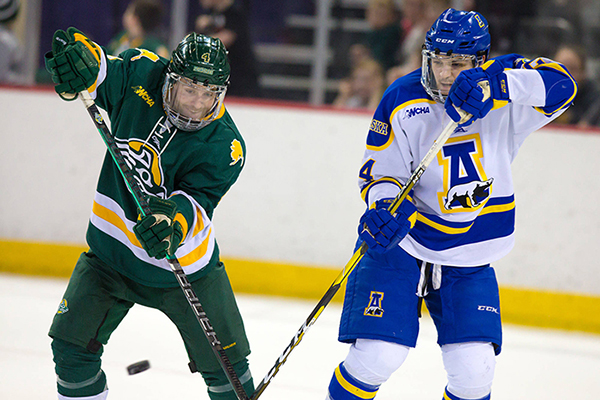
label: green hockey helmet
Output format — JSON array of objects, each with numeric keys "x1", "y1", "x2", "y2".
[
  {"x1": 169, "y1": 32, "x2": 230, "y2": 86},
  {"x1": 162, "y1": 33, "x2": 230, "y2": 131}
]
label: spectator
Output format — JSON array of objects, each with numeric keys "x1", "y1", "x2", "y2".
[
  {"x1": 333, "y1": 58, "x2": 386, "y2": 111},
  {"x1": 196, "y1": 0, "x2": 261, "y2": 98},
  {"x1": 107, "y1": 0, "x2": 169, "y2": 58},
  {"x1": 0, "y1": 0, "x2": 24, "y2": 84},
  {"x1": 386, "y1": 0, "x2": 451, "y2": 85},
  {"x1": 364, "y1": 0, "x2": 403, "y2": 71},
  {"x1": 552, "y1": 44, "x2": 600, "y2": 126}
]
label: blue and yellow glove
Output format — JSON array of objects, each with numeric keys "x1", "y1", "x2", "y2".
[
  {"x1": 44, "y1": 27, "x2": 101, "y2": 101},
  {"x1": 133, "y1": 197, "x2": 184, "y2": 260},
  {"x1": 445, "y1": 59, "x2": 509, "y2": 126},
  {"x1": 358, "y1": 197, "x2": 417, "y2": 254}
]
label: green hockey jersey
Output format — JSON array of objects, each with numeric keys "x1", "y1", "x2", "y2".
[{"x1": 85, "y1": 47, "x2": 246, "y2": 287}]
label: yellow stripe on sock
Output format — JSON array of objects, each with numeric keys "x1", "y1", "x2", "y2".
[{"x1": 334, "y1": 366, "x2": 377, "y2": 399}]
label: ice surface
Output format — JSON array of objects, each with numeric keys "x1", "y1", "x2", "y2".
[{"x1": 1, "y1": 273, "x2": 599, "y2": 399}]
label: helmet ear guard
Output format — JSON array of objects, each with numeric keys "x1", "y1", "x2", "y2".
[{"x1": 421, "y1": 8, "x2": 491, "y2": 103}]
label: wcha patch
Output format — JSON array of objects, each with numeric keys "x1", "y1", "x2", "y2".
[
  {"x1": 57, "y1": 299, "x2": 69, "y2": 315},
  {"x1": 131, "y1": 85, "x2": 155, "y2": 107},
  {"x1": 364, "y1": 291, "x2": 384, "y2": 317}
]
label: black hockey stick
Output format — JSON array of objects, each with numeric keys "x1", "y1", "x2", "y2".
[
  {"x1": 78, "y1": 90, "x2": 250, "y2": 400},
  {"x1": 250, "y1": 83, "x2": 490, "y2": 400}
]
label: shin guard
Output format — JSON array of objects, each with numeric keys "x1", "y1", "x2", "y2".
[
  {"x1": 202, "y1": 358, "x2": 254, "y2": 400},
  {"x1": 52, "y1": 338, "x2": 107, "y2": 398}
]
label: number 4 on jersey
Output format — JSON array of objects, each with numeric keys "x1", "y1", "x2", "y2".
[{"x1": 359, "y1": 159, "x2": 376, "y2": 181}]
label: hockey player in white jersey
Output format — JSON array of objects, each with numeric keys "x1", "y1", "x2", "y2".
[{"x1": 326, "y1": 8, "x2": 577, "y2": 400}]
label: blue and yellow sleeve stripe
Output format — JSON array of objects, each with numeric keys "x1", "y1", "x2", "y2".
[{"x1": 516, "y1": 57, "x2": 578, "y2": 116}]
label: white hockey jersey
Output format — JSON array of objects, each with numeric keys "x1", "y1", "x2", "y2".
[{"x1": 359, "y1": 54, "x2": 577, "y2": 266}]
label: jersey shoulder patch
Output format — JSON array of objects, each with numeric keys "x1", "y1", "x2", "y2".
[{"x1": 367, "y1": 72, "x2": 433, "y2": 150}]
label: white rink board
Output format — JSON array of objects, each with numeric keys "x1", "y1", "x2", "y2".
[{"x1": 1, "y1": 88, "x2": 599, "y2": 295}]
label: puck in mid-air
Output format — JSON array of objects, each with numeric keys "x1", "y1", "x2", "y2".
[{"x1": 127, "y1": 360, "x2": 150, "y2": 375}]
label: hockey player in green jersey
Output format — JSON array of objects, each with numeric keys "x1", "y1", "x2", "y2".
[{"x1": 45, "y1": 28, "x2": 253, "y2": 400}]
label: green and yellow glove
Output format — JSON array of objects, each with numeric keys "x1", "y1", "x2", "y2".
[
  {"x1": 44, "y1": 27, "x2": 101, "y2": 101},
  {"x1": 133, "y1": 197, "x2": 184, "y2": 260}
]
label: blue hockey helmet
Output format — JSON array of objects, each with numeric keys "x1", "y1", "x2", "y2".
[{"x1": 421, "y1": 8, "x2": 491, "y2": 103}]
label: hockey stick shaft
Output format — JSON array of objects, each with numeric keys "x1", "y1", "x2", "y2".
[
  {"x1": 249, "y1": 83, "x2": 492, "y2": 398},
  {"x1": 78, "y1": 91, "x2": 250, "y2": 400},
  {"x1": 250, "y1": 118, "x2": 459, "y2": 400},
  {"x1": 251, "y1": 82, "x2": 491, "y2": 399}
]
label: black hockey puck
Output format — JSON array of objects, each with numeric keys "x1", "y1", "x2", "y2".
[{"x1": 127, "y1": 360, "x2": 150, "y2": 375}]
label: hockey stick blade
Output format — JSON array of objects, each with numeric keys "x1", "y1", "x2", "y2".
[{"x1": 77, "y1": 90, "x2": 250, "y2": 400}]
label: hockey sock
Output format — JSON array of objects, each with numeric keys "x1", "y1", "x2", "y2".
[
  {"x1": 443, "y1": 386, "x2": 491, "y2": 400},
  {"x1": 327, "y1": 362, "x2": 380, "y2": 399},
  {"x1": 202, "y1": 358, "x2": 254, "y2": 400},
  {"x1": 52, "y1": 338, "x2": 108, "y2": 398}
]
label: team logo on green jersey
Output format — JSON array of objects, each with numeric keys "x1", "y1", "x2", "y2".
[
  {"x1": 229, "y1": 139, "x2": 244, "y2": 166},
  {"x1": 57, "y1": 299, "x2": 69, "y2": 314},
  {"x1": 115, "y1": 136, "x2": 168, "y2": 199}
]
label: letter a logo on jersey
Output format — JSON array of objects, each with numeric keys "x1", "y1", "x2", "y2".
[
  {"x1": 437, "y1": 133, "x2": 493, "y2": 213},
  {"x1": 364, "y1": 291, "x2": 384, "y2": 317}
]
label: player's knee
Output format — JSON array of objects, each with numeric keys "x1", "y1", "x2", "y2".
[
  {"x1": 327, "y1": 339, "x2": 410, "y2": 399},
  {"x1": 442, "y1": 341, "x2": 495, "y2": 400},
  {"x1": 345, "y1": 338, "x2": 410, "y2": 385},
  {"x1": 51, "y1": 337, "x2": 107, "y2": 398},
  {"x1": 201, "y1": 358, "x2": 254, "y2": 400}
]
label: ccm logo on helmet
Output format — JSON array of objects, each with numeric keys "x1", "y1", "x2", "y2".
[{"x1": 436, "y1": 38, "x2": 455, "y2": 43}]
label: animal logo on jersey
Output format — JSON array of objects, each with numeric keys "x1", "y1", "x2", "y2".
[
  {"x1": 437, "y1": 133, "x2": 493, "y2": 213},
  {"x1": 57, "y1": 299, "x2": 69, "y2": 314},
  {"x1": 444, "y1": 178, "x2": 494, "y2": 210},
  {"x1": 115, "y1": 136, "x2": 168, "y2": 199},
  {"x1": 364, "y1": 291, "x2": 384, "y2": 317},
  {"x1": 229, "y1": 139, "x2": 244, "y2": 166}
]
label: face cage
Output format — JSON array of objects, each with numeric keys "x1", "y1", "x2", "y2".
[
  {"x1": 420, "y1": 50, "x2": 483, "y2": 104},
  {"x1": 162, "y1": 73, "x2": 227, "y2": 131}
]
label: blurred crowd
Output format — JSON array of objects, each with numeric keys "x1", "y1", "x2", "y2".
[
  {"x1": 328, "y1": 0, "x2": 600, "y2": 128},
  {"x1": 2, "y1": 0, "x2": 600, "y2": 127}
]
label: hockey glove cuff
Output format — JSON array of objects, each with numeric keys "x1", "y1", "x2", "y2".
[
  {"x1": 358, "y1": 197, "x2": 417, "y2": 254},
  {"x1": 45, "y1": 27, "x2": 101, "y2": 101},
  {"x1": 133, "y1": 197, "x2": 184, "y2": 260},
  {"x1": 445, "y1": 60, "x2": 509, "y2": 126}
]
